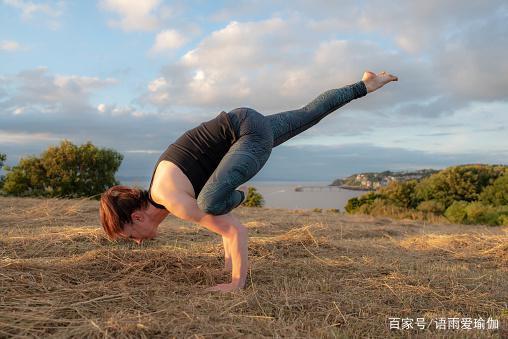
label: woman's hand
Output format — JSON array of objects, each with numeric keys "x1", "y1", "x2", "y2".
[{"x1": 205, "y1": 282, "x2": 243, "y2": 293}]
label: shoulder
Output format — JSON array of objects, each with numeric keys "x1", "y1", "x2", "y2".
[{"x1": 152, "y1": 160, "x2": 196, "y2": 198}]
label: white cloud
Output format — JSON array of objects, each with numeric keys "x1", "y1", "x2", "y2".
[
  {"x1": 0, "y1": 130, "x2": 60, "y2": 144},
  {"x1": 96, "y1": 103, "x2": 147, "y2": 117},
  {"x1": 141, "y1": 1, "x2": 508, "y2": 122},
  {"x1": 0, "y1": 40, "x2": 23, "y2": 52},
  {"x1": 146, "y1": 77, "x2": 170, "y2": 105},
  {"x1": 3, "y1": 0, "x2": 64, "y2": 29},
  {"x1": 432, "y1": 12, "x2": 508, "y2": 102},
  {"x1": 3, "y1": 0, "x2": 63, "y2": 18},
  {"x1": 150, "y1": 29, "x2": 187, "y2": 54},
  {"x1": 53, "y1": 75, "x2": 117, "y2": 90},
  {"x1": 1, "y1": 67, "x2": 118, "y2": 116},
  {"x1": 97, "y1": 103, "x2": 107, "y2": 113},
  {"x1": 98, "y1": 0, "x2": 162, "y2": 31},
  {"x1": 0, "y1": 68, "x2": 208, "y2": 162},
  {"x1": 142, "y1": 18, "x2": 428, "y2": 114},
  {"x1": 125, "y1": 149, "x2": 161, "y2": 154},
  {"x1": 147, "y1": 77, "x2": 167, "y2": 92}
]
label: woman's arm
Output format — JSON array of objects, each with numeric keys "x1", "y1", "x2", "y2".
[
  {"x1": 201, "y1": 213, "x2": 249, "y2": 291},
  {"x1": 163, "y1": 192, "x2": 249, "y2": 292},
  {"x1": 223, "y1": 235, "x2": 232, "y2": 271}
]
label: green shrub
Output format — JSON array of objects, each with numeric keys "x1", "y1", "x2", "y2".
[
  {"x1": 2, "y1": 156, "x2": 46, "y2": 196},
  {"x1": 479, "y1": 173, "x2": 508, "y2": 206},
  {"x1": 2, "y1": 140, "x2": 123, "y2": 198},
  {"x1": 379, "y1": 180, "x2": 418, "y2": 209},
  {"x1": 499, "y1": 215, "x2": 508, "y2": 226},
  {"x1": 492, "y1": 205, "x2": 508, "y2": 226},
  {"x1": 242, "y1": 186, "x2": 264, "y2": 207},
  {"x1": 416, "y1": 199, "x2": 446, "y2": 214},
  {"x1": 464, "y1": 201, "x2": 499, "y2": 225},
  {"x1": 444, "y1": 201, "x2": 469, "y2": 224},
  {"x1": 345, "y1": 192, "x2": 381, "y2": 213},
  {"x1": 344, "y1": 165, "x2": 508, "y2": 226},
  {"x1": 414, "y1": 164, "x2": 506, "y2": 208}
]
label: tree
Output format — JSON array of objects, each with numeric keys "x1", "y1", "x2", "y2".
[
  {"x1": 378, "y1": 180, "x2": 418, "y2": 209},
  {"x1": 344, "y1": 192, "x2": 382, "y2": 213},
  {"x1": 2, "y1": 156, "x2": 46, "y2": 195},
  {"x1": 2, "y1": 140, "x2": 123, "y2": 198},
  {"x1": 242, "y1": 186, "x2": 264, "y2": 207},
  {"x1": 414, "y1": 164, "x2": 506, "y2": 208},
  {"x1": 479, "y1": 173, "x2": 508, "y2": 207}
]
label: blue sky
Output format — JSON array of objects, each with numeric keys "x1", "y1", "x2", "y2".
[{"x1": 1, "y1": 0, "x2": 507, "y2": 183}]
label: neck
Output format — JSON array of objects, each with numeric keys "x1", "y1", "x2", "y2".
[{"x1": 147, "y1": 202, "x2": 170, "y2": 223}]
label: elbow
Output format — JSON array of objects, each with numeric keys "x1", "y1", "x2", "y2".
[{"x1": 225, "y1": 223, "x2": 247, "y2": 240}]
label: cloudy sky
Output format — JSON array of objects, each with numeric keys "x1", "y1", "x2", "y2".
[{"x1": 1, "y1": 0, "x2": 507, "y2": 183}]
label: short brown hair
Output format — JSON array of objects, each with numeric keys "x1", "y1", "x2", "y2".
[{"x1": 99, "y1": 185, "x2": 149, "y2": 239}]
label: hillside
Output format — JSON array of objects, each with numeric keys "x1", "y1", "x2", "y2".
[
  {"x1": 331, "y1": 169, "x2": 439, "y2": 190},
  {"x1": 0, "y1": 197, "x2": 506, "y2": 337}
]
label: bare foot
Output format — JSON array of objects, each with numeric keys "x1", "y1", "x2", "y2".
[{"x1": 362, "y1": 70, "x2": 398, "y2": 93}]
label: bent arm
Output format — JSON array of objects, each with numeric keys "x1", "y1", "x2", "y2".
[
  {"x1": 165, "y1": 192, "x2": 249, "y2": 288},
  {"x1": 223, "y1": 235, "x2": 232, "y2": 270},
  {"x1": 200, "y1": 213, "x2": 249, "y2": 288}
]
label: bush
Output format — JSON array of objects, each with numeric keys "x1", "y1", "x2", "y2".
[
  {"x1": 344, "y1": 165, "x2": 508, "y2": 226},
  {"x1": 344, "y1": 192, "x2": 381, "y2": 213},
  {"x1": 416, "y1": 199, "x2": 446, "y2": 215},
  {"x1": 444, "y1": 201, "x2": 469, "y2": 224},
  {"x1": 464, "y1": 201, "x2": 499, "y2": 225},
  {"x1": 479, "y1": 173, "x2": 508, "y2": 206},
  {"x1": 414, "y1": 164, "x2": 506, "y2": 208},
  {"x1": 2, "y1": 140, "x2": 123, "y2": 198},
  {"x1": 492, "y1": 205, "x2": 508, "y2": 226},
  {"x1": 379, "y1": 180, "x2": 418, "y2": 209},
  {"x1": 242, "y1": 186, "x2": 264, "y2": 207},
  {"x1": 499, "y1": 215, "x2": 508, "y2": 226}
]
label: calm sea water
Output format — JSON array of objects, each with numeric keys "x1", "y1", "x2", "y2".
[{"x1": 120, "y1": 179, "x2": 367, "y2": 211}]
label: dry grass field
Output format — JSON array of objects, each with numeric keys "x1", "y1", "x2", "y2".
[{"x1": 1, "y1": 196, "x2": 507, "y2": 338}]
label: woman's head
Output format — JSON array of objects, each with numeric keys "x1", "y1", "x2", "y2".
[{"x1": 99, "y1": 185, "x2": 150, "y2": 241}]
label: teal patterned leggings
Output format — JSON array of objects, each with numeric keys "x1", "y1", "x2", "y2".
[{"x1": 196, "y1": 80, "x2": 368, "y2": 215}]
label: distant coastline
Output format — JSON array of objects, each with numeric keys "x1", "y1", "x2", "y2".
[
  {"x1": 335, "y1": 185, "x2": 373, "y2": 191},
  {"x1": 118, "y1": 178, "x2": 375, "y2": 192}
]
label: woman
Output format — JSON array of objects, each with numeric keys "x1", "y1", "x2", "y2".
[{"x1": 100, "y1": 70, "x2": 398, "y2": 292}]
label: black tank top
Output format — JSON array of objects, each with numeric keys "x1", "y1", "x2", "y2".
[{"x1": 147, "y1": 111, "x2": 238, "y2": 209}]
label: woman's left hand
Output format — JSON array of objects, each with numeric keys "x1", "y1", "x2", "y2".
[{"x1": 205, "y1": 282, "x2": 243, "y2": 293}]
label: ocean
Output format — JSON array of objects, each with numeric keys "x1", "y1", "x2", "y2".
[{"x1": 119, "y1": 179, "x2": 368, "y2": 211}]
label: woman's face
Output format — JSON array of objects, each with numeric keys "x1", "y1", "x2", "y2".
[{"x1": 119, "y1": 210, "x2": 159, "y2": 244}]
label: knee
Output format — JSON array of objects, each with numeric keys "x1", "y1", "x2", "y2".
[{"x1": 197, "y1": 194, "x2": 226, "y2": 215}]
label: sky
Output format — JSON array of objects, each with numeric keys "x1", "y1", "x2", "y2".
[{"x1": 0, "y1": 0, "x2": 507, "y2": 183}]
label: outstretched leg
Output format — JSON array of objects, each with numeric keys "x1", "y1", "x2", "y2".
[
  {"x1": 267, "y1": 80, "x2": 368, "y2": 147},
  {"x1": 267, "y1": 71, "x2": 398, "y2": 147}
]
